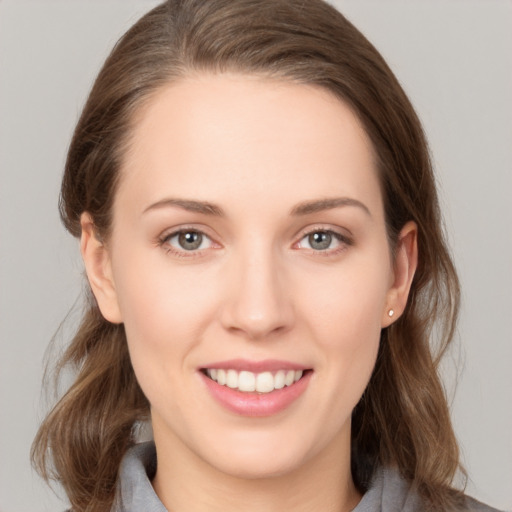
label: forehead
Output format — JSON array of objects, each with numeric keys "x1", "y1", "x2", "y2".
[{"x1": 116, "y1": 73, "x2": 382, "y2": 219}]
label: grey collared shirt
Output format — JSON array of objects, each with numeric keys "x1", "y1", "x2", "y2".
[{"x1": 112, "y1": 442, "x2": 500, "y2": 512}]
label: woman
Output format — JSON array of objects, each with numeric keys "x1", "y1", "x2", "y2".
[{"x1": 31, "y1": 1, "x2": 501, "y2": 511}]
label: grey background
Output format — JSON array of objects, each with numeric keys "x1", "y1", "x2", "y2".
[{"x1": 1, "y1": 1, "x2": 511, "y2": 511}]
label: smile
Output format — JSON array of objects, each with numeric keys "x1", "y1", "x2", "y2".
[
  {"x1": 204, "y1": 368, "x2": 304, "y2": 393},
  {"x1": 199, "y1": 361, "x2": 313, "y2": 416}
]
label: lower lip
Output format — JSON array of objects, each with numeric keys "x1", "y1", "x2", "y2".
[{"x1": 200, "y1": 371, "x2": 312, "y2": 417}]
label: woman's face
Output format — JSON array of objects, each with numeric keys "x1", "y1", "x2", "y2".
[{"x1": 83, "y1": 74, "x2": 415, "y2": 479}]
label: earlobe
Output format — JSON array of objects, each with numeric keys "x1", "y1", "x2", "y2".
[
  {"x1": 80, "y1": 213, "x2": 123, "y2": 324},
  {"x1": 382, "y1": 221, "x2": 418, "y2": 327}
]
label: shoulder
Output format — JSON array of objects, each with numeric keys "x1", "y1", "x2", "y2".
[
  {"x1": 354, "y1": 467, "x2": 505, "y2": 512},
  {"x1": 463, "y1": 495, "x2": 505, "y2": 512}
]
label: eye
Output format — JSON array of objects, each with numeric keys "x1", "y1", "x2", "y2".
[
  {"x1": 296, "y1": 229, "x2": 349, "y2": 252},
  {"x1": 164, "y1": 230, "x2": 213, "y2": 252}
]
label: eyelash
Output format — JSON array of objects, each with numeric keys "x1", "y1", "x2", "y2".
[{"x1": 157, "y1": 227, "x2": 353, "y2": 259}]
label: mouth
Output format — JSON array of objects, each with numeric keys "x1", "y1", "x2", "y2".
[
  {"x1": 198, "y1": 359, "x2": 313, "y2": 416},
  {"x1": 201, "y1": 368, "x2": 310, "y2": 394}
]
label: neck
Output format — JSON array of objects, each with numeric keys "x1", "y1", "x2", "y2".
[{"x1": 152, "y1": 427, "x2": 361, "y2": 512}]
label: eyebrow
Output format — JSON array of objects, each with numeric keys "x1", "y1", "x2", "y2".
[
  {"x1": 143, "y1": 198, "x2": 225, "y2": 216},
  {"x1": 142, "y1": 196, "x2": 371, "y2": 217},
  {"x1": 290, "y1": 197, "x2": 371, "y2": 217}
]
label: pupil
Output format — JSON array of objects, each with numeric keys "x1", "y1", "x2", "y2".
[
  {"x1": 179, "y1": 231, "x2": 202, "y2": 250},
  {"x1": 309, "y1": 231, "x2": 331, "y2": 250}
]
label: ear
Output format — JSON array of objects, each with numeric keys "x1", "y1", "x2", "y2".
[
  {"x1": 381, "y1": 221, "x2": 418, "y2": 327},
  {"x1": 80, "y1": 213, "x2": 123, "y2": 324}
]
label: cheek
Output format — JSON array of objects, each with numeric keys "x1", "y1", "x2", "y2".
[
  {"x1": 317, "y1": 288, "x2": 382, "y2": 390},
  {"x1": 113, "y1": 249, "x2": 217, "y2": 339},
  {"x1": 113, "y1": 256, "x2": 222, "y2": 416},
  {"x1": 305, "y1": 256, "x2": 390, "y2": 344},
  {"x1": 110, "y1": 250, "x2": 222, "y2": 394},
  {"x1": 301, "y1": 254, "x2": 389, "y2": 395}
]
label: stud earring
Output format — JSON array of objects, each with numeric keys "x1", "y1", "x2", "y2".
[{"x1": 388, "y1": 309, "x2": 394, "y2": 317}]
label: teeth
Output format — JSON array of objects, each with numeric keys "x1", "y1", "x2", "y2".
[
  {"x1": 217, "y1": 369, "x2": 226, "y2": 385},
  {"x1": 285, "y1": 370, "x2": 295, "y2": 386},
  {"x1": 239, "y1": 371, "x2": 256, "y2": 392},
  {"x1": 206, "y1": 368, "x2": 304, "y2": 393},
  {"x1": 274, "y1": 370, "x2": 285, "y2": 389},
  {"x1": 226, "y1": 369, "x2": 238, "y2": 389},
  {"x1": 256, "y1": 372, "x2": 274, "y2": 393}
]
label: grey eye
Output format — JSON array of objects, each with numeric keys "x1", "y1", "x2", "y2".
[
  {"x1": 307, "y1": 231, "x2": 333, "y2": 250},
  {"x1": 162, "y1": 229, "x2": 214, "y2": 255},
  {"x1": 177, "y1": 231, "x2": 203, "y2": 250}
]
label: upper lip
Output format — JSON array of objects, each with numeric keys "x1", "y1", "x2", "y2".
[{"x1": 200, "y1": 359, "x2": 310, "y2": 373}]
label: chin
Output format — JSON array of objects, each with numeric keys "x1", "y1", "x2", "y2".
[
  {"x1": 197, "y1": 428, "x2": 318, "y2": 481},
  {"x1": 208, "y1": 451, "x2": 305, "y2": 481}
]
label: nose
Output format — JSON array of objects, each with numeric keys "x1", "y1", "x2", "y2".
[{"x1": 219, "y1": 246, "x2": 295, "y2": 341}]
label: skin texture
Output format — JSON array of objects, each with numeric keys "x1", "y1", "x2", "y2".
[{"x1": 81, "y1": 74, "x2": 417, "y2": 512}]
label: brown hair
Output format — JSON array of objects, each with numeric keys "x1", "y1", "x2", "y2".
[{"x1": 32, "y1": 1, "x2": 464, "y2": 511}]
